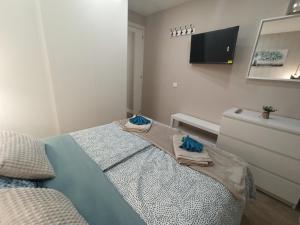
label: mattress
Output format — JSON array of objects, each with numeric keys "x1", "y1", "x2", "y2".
[{"x1": 69, "y1": 122, "x2": 253, "y2": 225}]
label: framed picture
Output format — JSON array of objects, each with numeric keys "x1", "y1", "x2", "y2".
[{"x1": 252, "y1": 49, "x2": 288, "y2": 66}]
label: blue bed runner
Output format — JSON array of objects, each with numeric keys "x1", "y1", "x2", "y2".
[{"x1": 41, "y1": 135, "x2": 146, "y2": 225}]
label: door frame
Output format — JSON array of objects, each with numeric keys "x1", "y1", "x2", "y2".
[{"x1": 128, "y1": 22, "x2": 145, "y2": 114}]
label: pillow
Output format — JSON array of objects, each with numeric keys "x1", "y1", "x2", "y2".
[
  {"x1": 0, "y1": 131, "x2": 55, "y2": 179},
  {"x1": 0, "y1": 188, "x2": 88, "y2": 225},
  {"x1": 0, "y1": 176, "x2": 37, "y2": 189}
]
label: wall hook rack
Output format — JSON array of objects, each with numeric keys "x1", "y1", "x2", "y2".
[{"x1": 170, "y1": 24, "x2": 195, "y2": 38}]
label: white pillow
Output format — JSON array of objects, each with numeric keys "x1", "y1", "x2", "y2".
[
  {"x1": 0, "y1": 188, "x2": 88, "y2": 225},
  {"x1": 0, "y1": 131, "x2": 55, "y2": 179}
]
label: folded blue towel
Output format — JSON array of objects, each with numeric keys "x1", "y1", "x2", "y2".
[
  {"x1": 180, "y1": 135, "x2": 203, "y2": 152},
  {"x1": 129, "y1": 115, "x2": 151, "y2": 125}
]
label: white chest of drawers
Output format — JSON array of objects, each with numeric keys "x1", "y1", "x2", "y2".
[{"x1": 217, "y1": 108, "x2": 300, "y2": 207}]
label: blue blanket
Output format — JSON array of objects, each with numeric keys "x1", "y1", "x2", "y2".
[
  {"x1": 0, "y1": 177, "x2": 37, "y2": 189},
  {"x1": 41, "y1": 135, "x2": 146, "y2": 225}
]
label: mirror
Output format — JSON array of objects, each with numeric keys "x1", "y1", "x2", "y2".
[{"x1": 248, "y1": 14, "x2": 300, "y2": 82}]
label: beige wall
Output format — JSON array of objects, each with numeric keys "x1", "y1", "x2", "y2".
[
  {"x1": 38, "y1": 0, "x2": 128, "y2": 133},
  {"x1": 250, "y1": 31, "x2": 300, "y2": 79},
  {"x1": 142, "y1": 0, "x2": 300, "y2": 126},
  {"x1": 0, "y1": 0, "x2": 59, "y2": 137},
  {"x1": 129, "y1": 10, "x2": 146, "y2": 27}
]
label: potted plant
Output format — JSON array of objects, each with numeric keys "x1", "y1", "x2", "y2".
[{"x1": 262, "y1": 106, "x2": 278, "y2": 119}]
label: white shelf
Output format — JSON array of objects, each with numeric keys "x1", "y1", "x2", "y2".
[{"x1": 170, "y1": 113, "x2": 220, "y2": 135}]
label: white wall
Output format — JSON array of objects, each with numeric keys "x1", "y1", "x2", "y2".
[
  {"x1": 128, "y1": 31, "x2": 135, "y2": 111},
  {"x1": 129, "y1": 10, "x2": 146, "y2": 27},
  {"x1": 39, "y1": 0, "x2": 128, "y2": 133},
  {"x1": 0, "y1": 0, "x2": 59, "y2": 137},
  {"x1": 0, "y1": 0, "x2": 128, "y2": 136}
]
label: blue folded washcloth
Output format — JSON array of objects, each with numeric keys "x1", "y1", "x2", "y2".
[
  {"x1": 180, "y1": 135, "x2": 204, "y2": 153},
  {"x1": 129, "y1": 115, "x2": 151, "y2": 125}
]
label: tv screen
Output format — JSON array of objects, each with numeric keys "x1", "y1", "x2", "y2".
[{"x1": 190, "y1": 26, "x2": 239, "y2": 64}]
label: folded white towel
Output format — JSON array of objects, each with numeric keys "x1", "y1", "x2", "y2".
[{"x1": 123, "y1": 118, "x2": 152, "y2": 133}]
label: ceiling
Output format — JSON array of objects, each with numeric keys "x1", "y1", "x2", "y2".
[{"x1": 128, "y1": 0, "x2": 195, "y2": 16}]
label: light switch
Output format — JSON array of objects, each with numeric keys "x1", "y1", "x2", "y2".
[{"x1": 172, "y1": 82, "x2": 178, "y2": 88}]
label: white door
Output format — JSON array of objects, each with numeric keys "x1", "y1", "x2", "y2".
[{"x1": 127, "y1": 24, "x2": 144, "y2": 115}]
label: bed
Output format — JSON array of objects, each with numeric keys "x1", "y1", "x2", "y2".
[{"x1": 40, "y1": 122, "x2": 255, "y2": 225}]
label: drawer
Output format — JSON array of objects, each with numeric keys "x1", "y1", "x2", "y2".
[
  {"x1": 217, "y1": 135, "x2": 300, "y2": 184},
  {"x1": 249, "y1": 165, "x2": 300, "y2": 206},
  {"x1": 220, "y1": 117, "x2": 300, "y2": 160}
]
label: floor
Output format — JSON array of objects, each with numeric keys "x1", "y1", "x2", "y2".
[{"x1": 242, "y1": 191, "x2": 299, "y2": 225}]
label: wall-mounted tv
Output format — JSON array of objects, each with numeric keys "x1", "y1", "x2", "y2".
[{"x1": 190, "y1": 26, "x2": 239, "y2": 64}]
